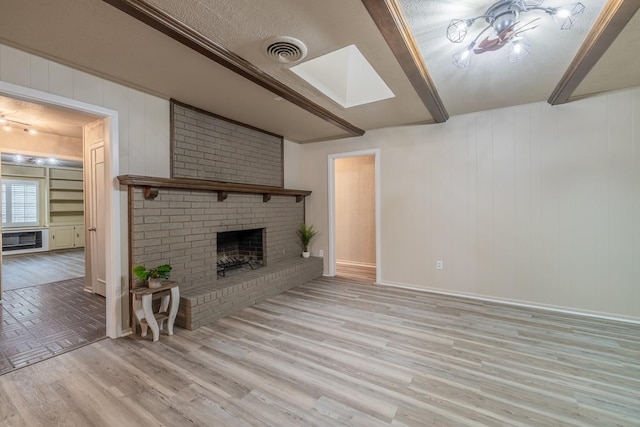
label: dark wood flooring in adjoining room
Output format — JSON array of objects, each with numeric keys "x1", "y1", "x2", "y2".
[
  {"x1": 0, "y1": 277, "x2": 106, "y2": 375},
  {"x1": 1, "y1": 276, "x2": 639, "y2": 426}
]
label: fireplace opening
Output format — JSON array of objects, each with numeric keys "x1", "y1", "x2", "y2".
[{"x1": 216, "y1": 228, "x2": 264, "y2": 277}]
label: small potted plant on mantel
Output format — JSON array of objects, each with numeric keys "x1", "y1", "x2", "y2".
[
  {"x1": 297, "y1": 223, "x2": 318, "y2": 259},
  {"x1": 132, "y1": 264, "x2": 172, "y2": 288}
]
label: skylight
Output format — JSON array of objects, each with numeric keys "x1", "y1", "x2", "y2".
[{"x1": 290, "y1": 45, "x2": 395, "y2": 108}]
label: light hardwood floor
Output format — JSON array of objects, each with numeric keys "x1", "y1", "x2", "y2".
[
  {"x1": 336, "y1": 261, "x2": 376, "y2": 284},
  {"x1": 1, "y1": 276, "x2": 639, "y2": 426},
  {"x1": 2, "y1": 249, "x2": 85, "y2": 290}
]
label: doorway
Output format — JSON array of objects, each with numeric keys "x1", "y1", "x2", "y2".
[
  {"x1": 328, "y1": 149, "x2": 381, "y2": 283},
  {"x1": 0, "y1": 153, "x2": 86, "y2": 290},
  {"x1": 0, "y1": 96, "x2": 110, "y2": 374},
  {"x1": 0, "y1": 81, "x2": 121, "y2": 339}
]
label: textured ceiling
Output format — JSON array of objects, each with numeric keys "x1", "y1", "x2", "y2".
[
  {"x1": 0, "y1": 95, "x2": 99, "y2": 138},
  {"x1": 143, "y1": 0, "x2": 431, "y2": 129},
  {"x1": 398, "y1": 0, "x2": 607, "y2": 115},
  {"x1": 574, "y1": 6, "x2": 640, "y2": 96},
  {"x1": 0, "y1": 0, "x2": 637, "y2": 142}
]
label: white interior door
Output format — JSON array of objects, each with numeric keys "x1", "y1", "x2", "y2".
[
  {"x1": 84, "y1": 120, "x2": 107, "y2": 297},
  {"x1": 0, "y1": 161, "x2": 3, "y2": 298}
]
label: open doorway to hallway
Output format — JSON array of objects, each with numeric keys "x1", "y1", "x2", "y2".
[
  {"x1": 0, "y1": 95, "x2": 106, "y2": 375},
  {"x1": 330, "y1": 150, "x2": 380, "y2": 284}
]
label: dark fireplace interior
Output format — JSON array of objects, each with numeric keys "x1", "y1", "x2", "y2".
[{"x1": 216, "y1": 228, "x2": 264, "y2": 277}]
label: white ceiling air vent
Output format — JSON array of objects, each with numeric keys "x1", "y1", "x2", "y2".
[{"x1": 262, "y1": 36, "x2": 308, "y2": 64}]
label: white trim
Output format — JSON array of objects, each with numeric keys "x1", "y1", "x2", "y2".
[
  {"x1": 328, "y1": 149, "x2": 381, "y2": 283},
  {"x1": 0, "y1": 81, "x2": 122, "y2": 338},
  {"x1": 379, "y1": 281, "x2": 640, "y2": 325}
]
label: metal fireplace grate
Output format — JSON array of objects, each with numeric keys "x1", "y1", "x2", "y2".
[{"x1": 216, "y1": 257, "x2": 258, "y2": 277}]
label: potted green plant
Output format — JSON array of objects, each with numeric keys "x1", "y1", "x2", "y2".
[
  {"x1": 297, "y1": 223, "x2": 318, "y2": 258},
  {"x1": 132, "y1": 264, "x2": 172, "y2": 288}
]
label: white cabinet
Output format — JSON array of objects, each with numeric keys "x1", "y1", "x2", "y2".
[
  {"x1": 75, "y1": 226, "x2": 85, "y2": 247},
  {"x1": 50, "y1": 224, "x2": 84, "y2": 250},
  {"x1": 48, "y1": 167, "x2": 85, "y2": 251}
]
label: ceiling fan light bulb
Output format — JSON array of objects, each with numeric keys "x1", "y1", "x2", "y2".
[
  {"x1": 552, "y1": 2, "x2": 585, "y2": 30},
  {"x1": 452, "y1": 44, "x2": 474, "y2": 69},
  {"x1": 508, "y1": 38, "x2": 531, "y2": 62},
  {"x1": 447, "y1": 19, "x2": 470, "y2": 43}
]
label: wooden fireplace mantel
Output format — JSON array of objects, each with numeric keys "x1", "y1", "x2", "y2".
[{"x1": 117, "y1": 175, "x2": 311, "y2": 202}]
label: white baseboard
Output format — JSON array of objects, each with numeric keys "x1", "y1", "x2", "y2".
[{"x1": 378, "y1": 281, "x2": 640, "y2": 325}]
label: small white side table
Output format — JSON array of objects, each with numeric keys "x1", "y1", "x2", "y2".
[{"x1": 130, "y1": 281, "x2": 180, "y2": 342}]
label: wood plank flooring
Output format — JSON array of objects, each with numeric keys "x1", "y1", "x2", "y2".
[
  {"x1": 1, "y1": 276, "x2": 639, "y2": 426},
  {"x1": 2, "y1": 249, "x2": 85, "y2": 290},
  {"x1": 336, "y1": 261, "x2": 376, "y2": 284}
]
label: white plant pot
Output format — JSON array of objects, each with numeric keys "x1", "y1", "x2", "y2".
[
  {"x1": 302, "y1": 251, "x2": 310, "y2": 259},
  {"x1": 148, "y1": 278, "x2": 163, "y2": 288}
]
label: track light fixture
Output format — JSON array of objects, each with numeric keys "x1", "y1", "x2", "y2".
[
  {"x1": 446, "y1": 0, "x2": 585, "y2": 68},
  {"x1": 0, "y1": 113, "x2": 38, "y2": 134}
]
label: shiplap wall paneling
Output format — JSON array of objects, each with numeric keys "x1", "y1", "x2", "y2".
[
  {"x1": 606, "y1": 91, "x2": 636, "y2": 316},
  {"x1": 0, "y1": 43, "x2": 170, "y2": 178},
  {"x1": 301, "y1": 86, "x2": 640, "y2": 319}
]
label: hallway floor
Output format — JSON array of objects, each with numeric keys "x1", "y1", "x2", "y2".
[
  {"x1": 0, "y1": 277, "x2": 106, "y2": 375},
  {"x1": 336, "y1": 261, "x2": 376, "y2": 284}
]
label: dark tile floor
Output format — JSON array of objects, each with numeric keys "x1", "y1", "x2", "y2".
[{"x1": 0, "y1": 277, "x2": 106, "y2": 375}]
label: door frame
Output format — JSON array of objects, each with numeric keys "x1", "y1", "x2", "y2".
[
  {"x1": 0, "y1": 81, "x2": 121, "y2": 338},
  {"x1": 328, "y1": 148, "x2": 381, "y2": 283}
]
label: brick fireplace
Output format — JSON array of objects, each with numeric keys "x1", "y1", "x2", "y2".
[
  {"x1": 124, "y1": 183, "x2": 323, "y2": 330},
  {"x1": 123, "y1": 100, "x2": 323, "y2": 331},
  {"x1": 130, "y1": 189, "x2": 303, "y2": 287}
]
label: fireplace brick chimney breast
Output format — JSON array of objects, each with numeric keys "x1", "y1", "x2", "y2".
[
  {"x1": 172, "y1": 101, "x2": 283, "y2": 187},
  {"x1": 128, "y1": 101, "x2": 319, "y2": 331}
]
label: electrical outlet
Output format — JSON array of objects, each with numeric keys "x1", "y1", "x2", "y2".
[
  {"x1": 436, "y1": 260, "x2": 444, "y2": 270},
  {"x1": 319, "y1": 249, "x2": 324, "y2": 257}
]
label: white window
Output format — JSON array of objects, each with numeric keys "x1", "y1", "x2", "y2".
[{"x1": 1, "y1": 179, "x2": 40, "y2": 227}]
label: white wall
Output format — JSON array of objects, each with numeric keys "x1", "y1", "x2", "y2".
[
  {"x1": 301, "y1": 86, "x2": 640, "y2": 320},
  {"x1": 0, "y1": 43, "x2": 171, "y2": 332},
  {"x1": 284, "y1": 139, "x2": 301, "y2": 188},
  {"x1": 0, "y1": 131, "x2": 82, "y2": 159},
  {"x1": 0, "y1": 44, "x2": 170, "y2": 176}
]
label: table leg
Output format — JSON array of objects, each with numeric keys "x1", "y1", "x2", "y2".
[
  {"x1": 167, "y1": 286, "x2": 180, "y2": 336},
  {"x1": 132, "y1": 297, "x2": 149, "y2": 338},
  {"x1": 141, "y1": 294, "x2": 160, "y2": 342},
  {"x1": 158, "y1": 294, "x2": 170, "y2": 331}
]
